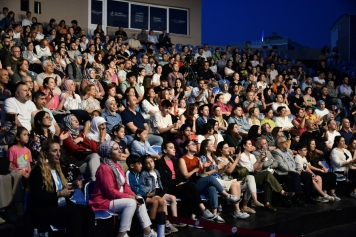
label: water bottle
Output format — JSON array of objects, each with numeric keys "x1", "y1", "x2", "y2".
[
  {"x1": 218, "y1": 203, "x2": 223, "y2": 216},
  {"x1": 33, "y1": 229, "x2": 39, "y2": 237}
]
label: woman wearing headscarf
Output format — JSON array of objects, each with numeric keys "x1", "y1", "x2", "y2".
[
  {"x1": 61, "y1": 79, "x2": 82, "y2": 110},
  {"x1": 80, "y1": 68, "x2": 105, "y2": 100},
  {"x1": 86, "y1": 116, "x2": 111, "y2": 143},
  {"x1": 61, "y1": 114, "x2": 101, "y2": 181},
  {"x1": 247, "y1": 125, "x2": 261, "y2": 147},
  {"x1": 220, "y1": 82, "x2": 231, "y2": 104},
  {"x1": 261, "y1": 123, "x2": 276, "y2": 151},
  {"x1": 314, "y1": 100, "x2": 330, "y2": 124},
  {"x1": 102, "y1": 98, "x2": 122, "y2": 134},
  {"x1": 89, "y1": 141, "x2": 157, "y2": 237},
  {"x1": 28, "y1": 139, "x2": 95, "y2": 237}
]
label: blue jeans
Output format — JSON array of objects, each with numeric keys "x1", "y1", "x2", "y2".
[
  {"x1": 194, "y1": 176, "x2": 224, "y2": 209},
  {"x1": 124, "y1": 134, "x2": 163, "y2": 146}
]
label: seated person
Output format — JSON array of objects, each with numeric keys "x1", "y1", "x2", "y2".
[
  {"x1": 227, "y1": 105, "x2": 251, "y2": 136},
  {"x1": 81, "y1": 85, "x2": 101, "y2": 114},
  {"x1": 130, "y1": 128, "x2": 160, "y2": 160},
  {"x1": 112, "y1": 125, "x2": 130, "y2": 160},
  {"x1": 89, "y1": 141, "x2": 157, "y2": 237},
  {"x1": 102, "y1": 98, "x2": 122, "y2": 134},
  {"x1": 28, "y1": 140, "x2": 95, "y2": 236},
  {"x1": 274, "y1": 106, "x2": 294, "y2": 132},
  {"x1": 272, "y1": 94, "x2": 290, "y2": 116},
  {"x1": 61, "y1": 114, "x2": 101, "y2": 181}
]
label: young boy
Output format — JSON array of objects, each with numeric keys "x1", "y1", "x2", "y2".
[
  {"x1": 289, "y1": 130, "x2": 300, "y2": 155},
  {"x1": 126, "y1": 155, "x2": 178, "y2": 235}
]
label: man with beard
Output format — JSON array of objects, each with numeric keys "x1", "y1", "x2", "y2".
[
  {"x1": 0, "y1": 36, "x2": 11, "y2": 68},
  {"x1": 1, "y1": 82, "x2": 37, "y2": 131}
]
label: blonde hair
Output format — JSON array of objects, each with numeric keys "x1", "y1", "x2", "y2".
[{"x1": 38, "y1": 140, "x2": 68, "y2": 193}]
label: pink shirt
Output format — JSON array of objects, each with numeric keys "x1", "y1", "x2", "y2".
[
  {"x1": 211, "y1": 102, "x2": 230, "y2": 117},
  {"x1": 43, "y1": 90, "x2": 59, "y2": 110},
  {"x1": 89, "y1": 163, "x2": 135, "y2": 211},
  {"x1": 165, "y1": 159, "x2": 176, "y2": 179},
  {"x1": 7, "y1": 145, "x2": 32, "y2": 172}
]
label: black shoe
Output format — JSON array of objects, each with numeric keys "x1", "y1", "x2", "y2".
[
  {"x1": 280, "y1": 199, "x2": 292, "y2": 208},
  {"x1": 292, "y1": 199, "x2": 306, "y2": 207},
  {"x1": 305, "y1": 198, "x2": 317, "y2": 205}
]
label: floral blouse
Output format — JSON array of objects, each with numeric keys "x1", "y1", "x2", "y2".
[
  {"x1": 29, "y1": 132, "x2": 53, "y2": 162},
  {"x1": 199, "y1": 155, "x2": 221, "y2": 179}
]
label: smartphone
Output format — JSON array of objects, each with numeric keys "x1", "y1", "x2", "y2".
[
  {"x1": 5, "y1": 113, "x2": 16, "y2": 122},
  {"x1": 137, "y1": 198, "x2": 144, "y2": 204}
]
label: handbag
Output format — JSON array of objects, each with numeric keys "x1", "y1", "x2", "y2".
[{"x1": 345, "y1": 163, "x2": 356, "y2": 179}]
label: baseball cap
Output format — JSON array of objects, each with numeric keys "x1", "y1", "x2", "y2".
[{"x1": 74, "y1": 53, "x2": 84, "y2": 58}]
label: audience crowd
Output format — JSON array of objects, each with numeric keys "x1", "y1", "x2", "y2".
[{"x1": 1, "y1": 6, "x2": 356, "y2": 237}]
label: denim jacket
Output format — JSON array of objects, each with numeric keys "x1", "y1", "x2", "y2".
[
  {"x1": 140, "y1": 169, "x2": 164, "y2": 197},
  {"x1": 126, "y1": 170, "x2": 146, "y2": 197}
]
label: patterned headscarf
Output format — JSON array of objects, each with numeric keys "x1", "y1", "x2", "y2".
[
  {"x1": 98, "y1": 141, "x2": 125, "y2": 188},
  {"x1": 85, "y1": 68, "x2": 100, "y2": 92},
  {"x1": 62, "y1": 114, "x2": 79, "y2": 136}
]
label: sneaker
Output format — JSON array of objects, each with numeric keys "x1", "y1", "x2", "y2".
[
  {"x1": 350, "y1": 191, "x2": 356, "y2": 199},
  {"x1": 0, "y1": 216, "x2": 5, "y2": 225},
  {"x1": 201, "y1": 209, "x2": 215, "y2": 220},
  {"x1": 211, "y1": 213, "x2": 225, "y2": 223},
  {"x1": 315, "y1": 196, "x2": 323, "y2": 202},
  {"x1": 230, "y1": 210, "x2": 250, "y2": 219},
  {"x1": 226, "y1": 194, "x2": 241, "y2": 205},
  {"x1": 164, "y1": 227, "x2": 171, "y2": 235},
  {"x1": 188, "y1": 219, "x2": 204, "y2": 228},
  {"x1": 165, "y1": 223, "x2": 178, "y2": 233},
  {"x1": 332, "y1": 193, "x2": 341, "y2": 201},
  {"x1": 319, "y1": 196, "x2": 330, "y2": 203},
  {"x1": 143, "y1": 229, "x2": 157, "y2": 237},
  {"x1": 171, "y1": 222, "x2": 187, "y2": 228}
]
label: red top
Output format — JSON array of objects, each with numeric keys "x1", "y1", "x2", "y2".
[
  {"x1": 211, "y1": 102, "x2": 230, "y2": 117},
  {"x1": 89, "y1": 163, "x2": 135, "y2": 211},
  {"x1": 62, "y1": 130, "x2": 99, "y2": 155},
  {"x1": 294, "y1": 117, "x2": 306, "y2": 135},
  {"x1": 181, "y1": 155, "x2": 203, "y2": 173}
]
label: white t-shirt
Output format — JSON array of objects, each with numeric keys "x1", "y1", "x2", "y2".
[
  {"x1": 256, "y1": 81, "x2": 268, "y2": 90},
  {"x1": 150, "y1": 111, "x2": 172, "y2": 134},
  {"x1": 313, "y1": 77, "x2": 326, "y2": 85},
  {"x1": 274, "y1": 116, "x2": 294, "y2": 130},
  {"x1": 150, "y1": 171, "x2": 159, "y2": 188},
  {"x1": 141, "y1": 99, "x2": 159, "y2": 114},
  {"x1": 270, "y1": 69, "x2": 278, "y2": 81},
  {"x1": 118, "y1": 70, "x2": 127, "y2": 81},
  {"x1": 197, "y1": 134, "x2": 224, "y2": 145},
  {"x1": 272, "y1": 102, "x2": 290, "y2": 112},
  {"x1": 152, "y1": 74, "x2": 161, "y2": 85},
  {"x1": 35, "y1": 45, "x2": 51, "y2": 58},
  {"x1": 238, "y1": 152, "x2": 257, "y2": 172},
  {"x1": 2, "y1": 98, "x2": 37, "y2": 132},
  {"x1": 22, "y1": 18, "x2": 32, "y2": 26},
  {"x1": 326, "y1": 130, "x2": 341, "y2": 146},
  {"x1": 314, "y1": 109, "x2": 329, "y2": 120},
  {"x1": 202, "y1": 50, "x2": 212, "y2": 59}
]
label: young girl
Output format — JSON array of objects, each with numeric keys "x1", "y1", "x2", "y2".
[
  {"x1": 7, "y1": 127, "x2": 32, "y2": 190},
  {"x1": 130, "y1": 128, "x2": 160, "y2": 160},
  {"x1": 112, "y1": 125, "x2": 130, "y2": 160},
  {"x1": 141, "y1": 155, "x2": 180, "y2": 232}
]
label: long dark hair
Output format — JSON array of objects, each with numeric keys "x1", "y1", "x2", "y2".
[
  {"x1": 332, "y1": 136, "x2": 343, "y2": 149},
  {"x1": 306, "y1": 139, "x2": 319, "y2": 161},
  {"x1": 248, "y1": 125, "x2": 260, "y2": 141},
  {"x1": 198, "y1": 139, "x2": 216, "y2": 162},
  {"x1": 225, "y1": 123, "x2": 241, "y2": 143},
  {"x1": 263, "y1": 88, "x2": 273, "y2": 104},
  {"x1": 143, "y1": 87, "x2": 157, "y2": 106},
  {"x1": 33, "y1": 111, "x2": 52, "y2": 137},
  {"x1": 133, "y1": 128, "x2": 146, "y2": 141}
]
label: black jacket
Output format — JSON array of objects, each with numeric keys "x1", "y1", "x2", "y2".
[{"x1": 154, "y1": 158, "x2": 182, "y2": 191}]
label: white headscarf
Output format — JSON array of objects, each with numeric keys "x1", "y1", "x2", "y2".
[
  {"x1": 86, "y1": 116, "x2": 111, "y2": 142},
  {"x1": 105, "y1": 98, "x2": 116, "y2": 116}
]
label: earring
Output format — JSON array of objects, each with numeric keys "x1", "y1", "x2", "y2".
[{"x1": 46, "y1": 159, "x2": 49, "y2": 163}]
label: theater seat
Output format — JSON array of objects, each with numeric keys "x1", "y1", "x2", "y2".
[{"x1": 84, "y1": 182, "x2": 114, "y2": 219}]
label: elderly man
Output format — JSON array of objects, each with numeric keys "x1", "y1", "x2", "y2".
[
  {"x1": 325, "y1": 119, "x2": 340, "y2": 149},
  {"x1": 67, "y1": 53, "x2": 85, "y2": 85},
  {"x1": 138, "y1": 54, "x2": 153, "y2": 76},
  {"x1": 339, "y1": 118, "x2": 356, "y2": 145},
  {"x1": 272, "y1": 136, "x2": 314, "y2": 206},
  {"x1": 121, "y1": 95, "x2": 163, "y2": 146},
  {"x1": 242, "y1": 91, "x2": 266, "y2": 113},
  {"x1": 36, "y1": 60, "x2": 62, "y2": 95},
  {"x1": 1, "y1": 82, "x2": 37, "y2": 131}
]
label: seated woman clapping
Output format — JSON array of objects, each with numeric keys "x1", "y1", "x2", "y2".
[
  {"x1": 178, "y1": 140, "x2": 242, "y2": 224},
  {"x1": 198, "y1": 140, "x2": 249, "y2": 219},
  {"x1": 28, "y1": 139, "x2": 95, "y2": 237},
  {"x1": 89, "y1": 141, "x2": 157, "y2": 237},
  {"x1": 216, "y1": 141, "x2": 264, "y2": 214},
  {"x1": 61, "y1": 114, "x2": 101, "y2": 181}
]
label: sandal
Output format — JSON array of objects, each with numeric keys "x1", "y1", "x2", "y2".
[
  {"x1": 251, "y1": 200, "x2": 264, "y2": 207},
  {"x1": 264, "y1": 204, "x2": 277, "y2": 212}
]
